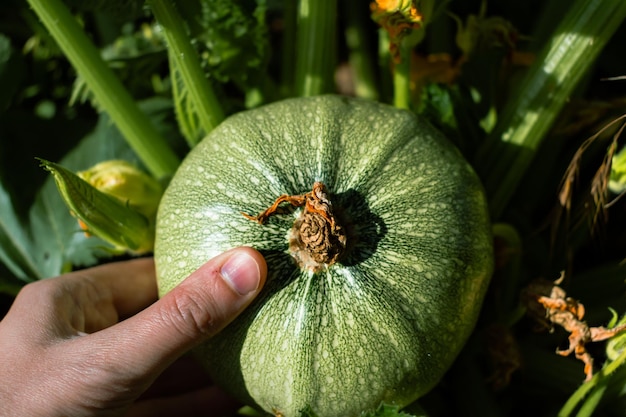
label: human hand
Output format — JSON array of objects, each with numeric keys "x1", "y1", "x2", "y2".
[{"x1": 0, "y1": 247, "x2": 267, "y2": 417}]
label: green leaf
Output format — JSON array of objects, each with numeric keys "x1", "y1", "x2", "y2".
[
  {"x1": 27, "y1": 0, "x2": 180, "y2": 178},
  {"x1": 191, "y1": 0, "x2": 270, "y2": 88},
  {"x1": 607, "y1": 313, "x2": 626, "y2": 361},
  {"x1": 360, "y1": 403, "x2": 417, "y2": 417},
  {"x1": 0, "y1": 108, "x2": 156, "y2": 288},
  {"x1": 71, "y1": 24, "x2": 168, "y2": 108},
  {"x1": 298, "y1": 405, "x2": 319, "y2": 417},
  {"x1": 297, "y1": 403, "x2": 418, "y2": 417},
  {"x1": 29, "y1": 111, "x2": 147, "y2": 276},
  {"x1": 475, "y1": 0, "x2": 626, "y2": 219},
  {"x1": 417, "y1": 83, "x2": 458, "y2": 135},
  {"x1": 0, "y1": 178, "x2": 40, "y2": 282}
]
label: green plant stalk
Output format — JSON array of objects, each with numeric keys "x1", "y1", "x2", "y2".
[
  {"x1": 559, "y1": 346, "x2": 626, "y2": 417},
  {"x1": 559, "y1": 314, "x2": 626, "y2": 416},
  {"x1": 575, "y1": 383, "x2": 608, "y2": 417},
  {"x1": 475, "y1": 0, "x2": 626, "y2": 219},
  {"x1": 377, "y1": 29, "x2": 394, "y2": 104},
  {"x1": 343, "y1": 0, "x2": 379, "y2": 100},
  {"x1": 169, "y1": 50, "x2": 201, "y2": 147},
  {"x1": 393, "y1": 45, "x2": 411, "y2": 109},
  {"x1": 148, "y1": 0, "x2": 224, "y2": 143},
  {"x1": 26, "y1": 0, "x2": 179, "y2": 179},
  {"x1": 294, "y1": 0, "x2": 337, "y2": 96}
]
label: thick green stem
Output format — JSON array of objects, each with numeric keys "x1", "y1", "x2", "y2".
[
  {"x1": 475, "y1": 0, "x2": 626, "y2": 219},
  {"x1": 393, "y1": 45, "x2": 411, "y2": 109},
  {"x1": 27, "y1": 0, "x2": 179, "y2": 179},
  {"x1": 559, "y1": 347, "x2": 626, "y2": 416},
  {"x1": 148, "y1": 0, "x2": 224, "y2": 144},
  {"x1": 377, "y1": 29, "x2": 394, "y2": 104},
  {"x1": 294, "y1": 0, "x2": 337, "y2": 96}
]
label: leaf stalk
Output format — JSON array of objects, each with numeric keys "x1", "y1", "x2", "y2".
[
  {"x1": 294, "y1": 0, "x2": 337, "y2": 96},
  {"x1": 475, "y1": 0, "x2": 626, "y2": 219},
  {"x1": 148, "y1": 0, "x2": 225, "y2": 145},
  {"x1": 26, "y1": 0, "x2": 180, "y2": 179}
]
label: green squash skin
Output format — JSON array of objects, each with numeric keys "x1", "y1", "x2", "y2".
[{"x1": 155, "y1": 95, "x2": 493, "y2": 417}]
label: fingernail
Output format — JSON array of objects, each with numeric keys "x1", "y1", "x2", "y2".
[{"x1": 221, "y1": 251, "x2": 261, "y2": 296}]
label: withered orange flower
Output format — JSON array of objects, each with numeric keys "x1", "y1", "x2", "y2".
[
  {"x1": 523, "y1": 275, "x2": 626, "y2": 381},
  {"x1": 371, "y1": 0, "x2": 423, "y2": 63}
]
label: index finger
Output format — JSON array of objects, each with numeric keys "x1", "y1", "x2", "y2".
[
  {"x1": 65, "y1": 257, "x2": 158, "y2": 333},
  {"x1": 2, "y1": 257, "x2": 157, "y2": 340},
  {"x1": 73, "y1": 257, "x2": 157, "y2": 319},
  {"x1": 75, "y1": 258, "x2": 158, "y2": 319}
]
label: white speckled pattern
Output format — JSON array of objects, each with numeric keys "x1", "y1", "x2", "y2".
[{"x1": 155, "y1": 95, "x2": 493, "y2": 417}]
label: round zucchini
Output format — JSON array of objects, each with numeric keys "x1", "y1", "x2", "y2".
[{"x1": 155, "y1": 95, "x2": 493, "y2": 417}]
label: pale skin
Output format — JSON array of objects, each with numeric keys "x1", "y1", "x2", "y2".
[{"x1": 0, "y1": 247, "x2": 267, "y2": 417}]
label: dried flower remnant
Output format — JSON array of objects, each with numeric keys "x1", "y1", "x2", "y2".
[
  {"x1": 523, "y1": 274, "x2": 626, "y2": 381},
  {"x1": 243, "y1": 182, "x2": 347, "y2": 272},
  {"x1": 452, "y1": 9, "x2": 520, "y2": 62},
  {"x1": 371, "y1": 0, "x2": 425, "y2": 63}
]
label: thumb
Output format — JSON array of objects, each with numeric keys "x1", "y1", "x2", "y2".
[{"x1": 91, "y1": 247, "x2": 266, "y2": 377}]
